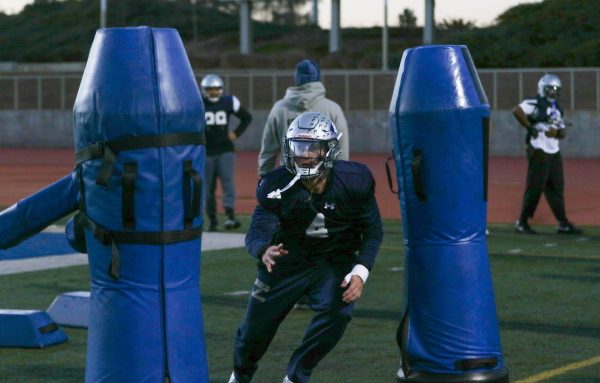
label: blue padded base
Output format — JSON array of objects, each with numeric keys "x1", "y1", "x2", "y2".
[
  {"x1": 0, "y1": 310, "x2": 68, "y2": 348},
  {"x1": 47, "y1": 291, "x2": 90, "y2": 328}
]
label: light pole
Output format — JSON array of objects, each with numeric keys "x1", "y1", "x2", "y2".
[
  {"x1": 191, "y1": 0, "x2": 198, "y2": 42},
  {"x1": 329, "y1": 0, "x2": 341, "y2": 53},
  {"x1": 423, "y1": 0, "x2": 435, "y2": 45},
  {"x1": 239, "y1": 0, "x2": 253, "y2": 54},
  {"x1": 382, "y1": 0, "x2": 389, "y2": 70},
  {"x1": 100, "y1": 0, "x2": 107, "y2": 29}
]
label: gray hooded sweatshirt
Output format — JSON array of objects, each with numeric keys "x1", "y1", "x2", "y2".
[{"x1": 258, "y1": 81, "x2": 350, "y2": 176}]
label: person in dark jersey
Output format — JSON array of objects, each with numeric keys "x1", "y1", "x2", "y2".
[
  {"x1": 228, "y1": 112, "x2": 383, "y2": 383},
  {"x1": 200, "y1": 74, "x2": 252, "y2": 231}
]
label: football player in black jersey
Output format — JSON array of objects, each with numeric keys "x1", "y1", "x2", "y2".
[
  {"x1": 200, "y1": 74, "x2": 252, "y2": 231},
  {"x1": 228, "y1": 112, "x2": 383, "y2": 383}
]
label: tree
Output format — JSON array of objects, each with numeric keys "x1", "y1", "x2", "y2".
[
  {"x1": 255, "y1": 0, "x2": 312, "y2": 25},
  {"x1": 437, "y1": 18, "x2": 475, "y2": 32},
  {"x1": 398, "y1": 8, "x2": 416, "y2": 28}
]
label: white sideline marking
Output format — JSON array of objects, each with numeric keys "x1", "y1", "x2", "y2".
[
  {"x1": 543, "y1": 243, "x2": 557, "y2": 248},
  {"x1": 225, "y1": 290, "x2": 250, "y2": 296},
  {"x1": 575, "y1": 237, "x2": 590, "y2": 242},
  {"x1": 0, "y1": 254, "x2": 88, "y2": 275},
  {"x1": 0, "y1": 232, "x2": 246, "y2": 276},
  {"x1": 389, "y1": 267, "x2": 404, "y2": 272},
  {"x1": 508, "y1": 248, "x2": 523, "y2": 254},
  {"x1": 201, "y1": 232, "x2": 245, "y2": 251}
]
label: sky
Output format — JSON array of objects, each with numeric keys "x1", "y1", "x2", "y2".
[{"x1": 1, "y1": 0, "x2": 540, "y2": 28}]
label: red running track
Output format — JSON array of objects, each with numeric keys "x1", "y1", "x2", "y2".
[{"x1": 0, "y1": 149, "x2": 597, "y2": 226}]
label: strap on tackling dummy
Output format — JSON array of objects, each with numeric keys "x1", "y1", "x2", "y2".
[
  {"x1": 79, "y1": 212, "x2": 203, "y2": 280},
  {"x1": 75, "y1": 132, "x2": 206, "y2": 186}
]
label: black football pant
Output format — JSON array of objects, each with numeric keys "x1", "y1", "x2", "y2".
[
  {"x1": 519, "y1": 147, "x2": 567, "y2": 223},
  {"x1": 233, "y1": 262, "x2": 354, "y2": 383}
]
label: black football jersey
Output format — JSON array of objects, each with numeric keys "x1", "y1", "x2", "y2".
[
  {"x1": 203, "y1": 95, "x2": 251, "y2": 155},
  {"x1": 245, "y1": 161, "x2": 383, "y2": 271}
]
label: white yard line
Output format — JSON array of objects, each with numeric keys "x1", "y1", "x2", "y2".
[{"x1": 0, "y1": 232, "x2": 246, "y2": 276}]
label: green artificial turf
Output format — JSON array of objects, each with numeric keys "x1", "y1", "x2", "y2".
[{"x1": 0, "y1": 221, "x2": 599, "y2": 382}]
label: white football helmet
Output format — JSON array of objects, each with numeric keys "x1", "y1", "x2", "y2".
[
  {"x1": 200, "y1": 74, "x2": 224, "y2": 102},
  {"x1": 284, "y1": 112, "x2": 341, "y2": 179},
  {"x1": 537, "y1": 74, "x2": 561, "y2": 102}
]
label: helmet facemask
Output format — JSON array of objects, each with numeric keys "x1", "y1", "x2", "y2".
[
  {"x1": 543, "y1": 85, "x2": 560, "y2": 102},
  {"x1": 537, "y1": 74, "x2": 562, "y2": 103},
  {"x1": 204, "y1": 86, "x2": 223, "y2": 102},
  {"x1": 285, "y1": 139, "x2": 339, "y2": 179},
  {"x1": 267, "y1": 112, "x2": 341, "y2": 200}
]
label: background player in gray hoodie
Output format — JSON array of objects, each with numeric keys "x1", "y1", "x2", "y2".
[{"x1": 258, "y1": 59, "x2": 349, "y2": 177}]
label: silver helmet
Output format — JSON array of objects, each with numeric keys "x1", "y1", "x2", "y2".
[
  {"x1": 200, "y1": 74, "x2": 224, "y2": 102},
  {"x1": 537, "y1": 74, "x2": 561, "y2": 102},
  {"x1": 283, "y1": 112, "x2": 341, "y2": 179}
]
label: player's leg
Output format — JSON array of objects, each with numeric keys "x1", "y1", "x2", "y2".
[
  {"x1": 219, "y1": 151, "x2": 241, "y2": 229},
  {"x1": 544, "y1": 152, "x2": 567, "y2": 222},
  {"x1": 232, "y1": 268, "x2": 311, "y2": 383},
  {"x1": 516, "y1": 148, "x2": 548, "y2": 233},
  {"x1": 543, "y1": 153, "x2": 582, "y2": 234},
  {"x1": 204, "y1": 155, "x2": 218, "y2": 231},
  {"x1": 285, "y1": 263, "x2": 354, "y2": 383}
]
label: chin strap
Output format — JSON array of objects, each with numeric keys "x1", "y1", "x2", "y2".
[{"x1": 267, "y1": 172, "x2": 302, "y2": 199}]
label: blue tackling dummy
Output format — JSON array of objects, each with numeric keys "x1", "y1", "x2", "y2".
[
  {"x1": 0, "y1": 27, "x2": 209, "y2": 382},
  {"x1": 389, "y1": 45, "x2": 509, "y2": 383}
]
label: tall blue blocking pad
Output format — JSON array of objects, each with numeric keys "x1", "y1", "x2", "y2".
[
  {"x1": 0, "y1": 26, "x2": 207, "y2": 380},
  {"x1": 389, "y1": 45, "x2": 509, "y2": 382},
  {"x1": 74, "y1": 27, "x2": 207, "y2": 382}
]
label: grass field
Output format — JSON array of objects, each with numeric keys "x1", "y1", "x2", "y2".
[{"x1": 1, "y1": 218, "x2": 599, "y2": 383}]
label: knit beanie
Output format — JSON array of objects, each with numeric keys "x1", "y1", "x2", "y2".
[{"x1": 295, "y1": 59, "x2": 320, "y2": 86}]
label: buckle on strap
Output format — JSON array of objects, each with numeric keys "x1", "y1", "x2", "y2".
[
  {"x1": 93, "y1": 225, "x2": 112, "y2": 245},
  {"x1": 89, "y1": 141, "x2": 105, "y2": 159},
  {"x1": 75, "y1": 141, "x2": 105, "y2": 163},
  {"x1": 95, "y1": 145, "x2": 117, "y2": 186}
]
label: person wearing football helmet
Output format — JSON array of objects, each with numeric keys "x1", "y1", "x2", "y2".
[
  {"x1": 228, "y1": 112, "x2": 383, "y2": 383},
  {"x1": 258, "y1": 59, "x2": 350, "y2": 178},
  {"x1": 537, "y1": 73, "x2": 561, "y2": 102},
  {"x1": 513, "y1": 73, "x2": 582, "y2": 235},
  {"x1": 265, "y1": 112, "x2": 342, "y2": 200},
  {"x1": 200, "y1": 73, "x2": 224, "y2": 102},
  {"x1": 200, "y1": 73, "x2": 252, "y2": 231}
]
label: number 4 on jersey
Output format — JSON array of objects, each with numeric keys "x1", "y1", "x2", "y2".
[{"x1": 306, "y1": 212, "x2": 328, "y2": 238}]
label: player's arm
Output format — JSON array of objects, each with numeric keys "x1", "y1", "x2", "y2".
[
  {"x1": 355, "y1": 175, "x2": 384, "y2": 271},
  {"x1": 229, "y1": 96, "x2": 252, "y2": 140},
  {"x1": 512, "y1": 105, "x2": 531, "y2": 129},
  {"x1": 231, "y1": 107, "x2": 252, "y2": 139},
  {"x1": 513, "y1": 103, "x2": 538, "y2": 138},
  {"x1": 341, "y1": 172, "x2": 384, "y2": 303},
  {"x1": 245, "y1": 204, "x2": 279, "y2": 260}
]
